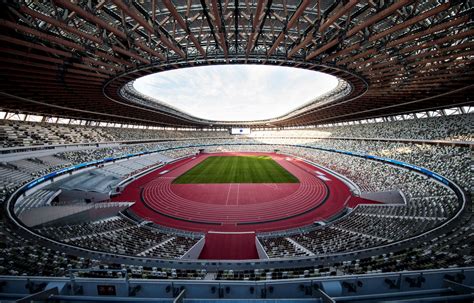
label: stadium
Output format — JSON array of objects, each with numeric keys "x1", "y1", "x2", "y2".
[{"x1": 0, "y1": 0, "x2": 473, "y2": 302}]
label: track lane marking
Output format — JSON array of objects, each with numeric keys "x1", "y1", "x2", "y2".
[{"x1": 225, "y1": 183, "x2": 232, "y2": 206}]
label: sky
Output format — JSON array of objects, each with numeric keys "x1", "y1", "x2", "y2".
[{"x1": 133, "y1": 65, "x2": 339, "y2": 121}]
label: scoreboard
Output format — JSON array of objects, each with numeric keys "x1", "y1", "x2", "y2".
[{"x1": 230, "y1": 128, "x2": 251, "y2": 135}]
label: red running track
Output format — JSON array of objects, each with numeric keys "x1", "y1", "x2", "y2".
[
  {"x1": 199, "y1": 232, "x2": 259, "y2": 260},
  {"x1": 141, "y1": 153, "x2": 327, "y2": 224},
  {"x1": 113, "y1": 152, "x2": 377, "y2": 259}
]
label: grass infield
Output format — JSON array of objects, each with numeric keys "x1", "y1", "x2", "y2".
[{"x1": 172, "y1": 155, "x2": 299, "y2": 184}]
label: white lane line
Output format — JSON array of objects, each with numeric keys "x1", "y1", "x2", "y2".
[
  {"x1": 208, "y1": 231, "x2": 255, "y2": 234},
  {"x1": 225, "y1": 183, "x2": 232, "y2": 206},
  {"x1": 236, "y1": 184, "x2": 240, "y2": 206},
  {"x1": 317, "y1": 175, "x2": 331, "y2": 181}
]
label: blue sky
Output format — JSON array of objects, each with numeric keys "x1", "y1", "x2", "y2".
[{"x1": 133, "y1": 65, "x2": 338, "y2": 121}]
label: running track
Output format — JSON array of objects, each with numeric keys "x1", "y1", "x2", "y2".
[{"x1": 115, "y1": 152, "x2": 374, "y2": 233}]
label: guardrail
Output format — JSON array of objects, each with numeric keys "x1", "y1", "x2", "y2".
[{"x1": 0, "y1": 267, "x2": 472, "y2": 301}]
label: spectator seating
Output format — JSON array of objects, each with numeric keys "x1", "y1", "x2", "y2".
[
  {"x1": 1, "y1": 113, "x2": 472, "y2": 148},
  {"x1": 0, "y1": 113, "x2": 471, "y2": 280},
  {"x1": 14, "y1": 189, "x2": 60, "y2": 217},
  {"x1": 35, "y1": 216, "x2": 202, "y2": 259}
]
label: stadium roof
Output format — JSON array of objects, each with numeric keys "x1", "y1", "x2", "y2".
[{"x1": 0, "y1": 0, "x2": 473, "y2": 128}]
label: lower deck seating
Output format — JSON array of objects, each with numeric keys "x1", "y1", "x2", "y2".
[
  {"x1": 14, "y1": 189, "x2": 60, "y2": 216},
  {"x1": 35, "y1": 217, "x2": 201, "y2": 259}
]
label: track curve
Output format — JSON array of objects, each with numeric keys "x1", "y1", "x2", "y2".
[
  {"x1": 116, "y1": 152, "x2": 368, "y2": 232},
  {"x1": 141, "y1": 153, "x2": 328, "y2": 224}
]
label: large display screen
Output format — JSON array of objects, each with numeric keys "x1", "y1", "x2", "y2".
[{"x1": 230, "y1": 128, "x2": 251, "y2": 135}]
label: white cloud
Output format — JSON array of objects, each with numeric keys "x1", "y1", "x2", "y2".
[{"x1": 133, "y1": 65, "x2": 338, "y2": 121}]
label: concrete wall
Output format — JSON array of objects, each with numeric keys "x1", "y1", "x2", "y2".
[
  {"x1": 360, "y1": 190, "x2": 405, "y2": 204},
  {"x1": 58, "y1": 190, "x2": 109, "y2": 203},
  {"x1": 20, "y1": 202, "x2": 133, "y2": 227},
  {"x1": 181, "y1": 237, "x2": 205, "y2": 260},
  {"x1": 255, "y1": 238, "x2": 269, "y2": 259}
]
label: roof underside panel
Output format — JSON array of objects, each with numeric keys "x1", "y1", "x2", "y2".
[{"x1": 0, "y1": 0, "x2": 472, "y2": 127}]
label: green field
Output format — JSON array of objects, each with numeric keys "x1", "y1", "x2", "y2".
[{"x1": 172, "y1": 156, "x2": 299, "y2": 184}]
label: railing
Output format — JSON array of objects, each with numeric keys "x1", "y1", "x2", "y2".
[{"x1": 0, "y1": 267, "x2": 472, "y2": 301}]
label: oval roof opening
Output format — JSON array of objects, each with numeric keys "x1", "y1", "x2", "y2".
[{"x1": 133, "y1": 64, "x2": 339, "y2": 121}]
